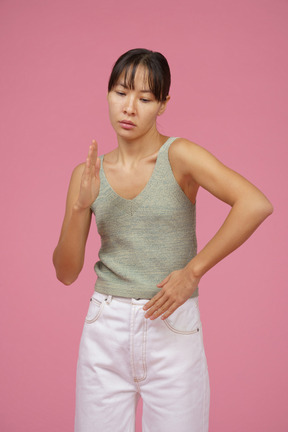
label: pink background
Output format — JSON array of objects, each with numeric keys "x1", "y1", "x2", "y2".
[{"x1": 0, "y1": 0, "x2": 287, "y2": 431}]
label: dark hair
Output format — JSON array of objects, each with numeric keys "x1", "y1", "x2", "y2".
[{"x1": 108, "y1": 48, "x2": 171, "y2": 102}]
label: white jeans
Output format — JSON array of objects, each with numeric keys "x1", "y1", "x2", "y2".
[{"x1": 75, "y1": 291, "x2": 210, "y2": 432}]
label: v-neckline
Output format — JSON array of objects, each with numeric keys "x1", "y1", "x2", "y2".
[{"x1": 100, "y1": 137, "x2": 173, "y2": 203}]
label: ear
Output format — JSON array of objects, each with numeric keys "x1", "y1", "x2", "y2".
[{"x1": 157, "y1": 95, "x2": 170, "y2": 116}]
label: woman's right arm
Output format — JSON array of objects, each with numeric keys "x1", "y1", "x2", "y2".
[{"x1": 53, "y1": 141, "x2": 100, "y2": 285}]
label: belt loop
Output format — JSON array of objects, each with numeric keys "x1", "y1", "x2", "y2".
[{"x1": 106, "y1": 295, "x2": 112, "y2": 305}]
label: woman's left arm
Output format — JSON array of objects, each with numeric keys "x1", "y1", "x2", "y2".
[{"x1": 143, "y1": 139, "x2": 273, "y2": 320}]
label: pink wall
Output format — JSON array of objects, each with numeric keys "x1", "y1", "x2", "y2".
[{"x1": 0, "y1": 0, "x2": 287, "y2": 431}]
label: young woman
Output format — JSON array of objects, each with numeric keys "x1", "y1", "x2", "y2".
[{"x1": 53, "y1": 48, "x2": 273, "y2": 432}]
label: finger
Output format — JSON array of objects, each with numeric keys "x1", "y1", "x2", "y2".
[
  {"x1": 161, "y1": 303, "x2": 178, "y2": 320},
  {"x1": 84, "y1": 142, "x2": 98, "y2": 179},
  {"x1": 149, "y1": 300, "x2": 174, "y2": 320},
  {"x1": 157, "y1": 273, "x2": 171, "y2": 288},
  {"x1": 144, "y1": 295, "x2": 169, "y2": 319},
  {"x1": 95, "y1": 157, "x2": 101, "y2": 178},
  {"x1": 90, "y1": 139, "x2": 98, "y2": 166},
  {"x1": 143, "y1": 290, "x2": 164, "y2": 311},
  {"x1": 81, "y1": 156, "x2": 91, "y2": 184},
  {"x1": 85, "y1": 145, "x2": 93, "y2": 169}
]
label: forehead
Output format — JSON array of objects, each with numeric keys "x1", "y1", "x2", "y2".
[{"x1": 116, "y1": 65, "x2": 152, "y2": 90}]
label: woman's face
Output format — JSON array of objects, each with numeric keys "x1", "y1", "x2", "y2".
[{"x1": 107, "y1": 65, "x2": 168, "y2": 140}]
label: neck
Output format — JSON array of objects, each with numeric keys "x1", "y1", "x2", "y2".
[{"x1": 115, "y1": 130, "x2": 168, "y2": 166}]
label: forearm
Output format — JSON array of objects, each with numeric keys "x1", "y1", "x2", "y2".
[
  {"x1": 187, "y1": 196, "x2": 273, "y2": 278},
  {"x1": 53, "y1": 205, "x2": 92, "y2": 285}
]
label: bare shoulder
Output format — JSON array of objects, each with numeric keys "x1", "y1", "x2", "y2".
[
  {"x1": 170, "y1": 137, "x2": 205, "y2": 152},
  {"x1": 169, "y1": 137, "x2": 219, "y2": 177},
  {"x1": 64, "y1": 162, "x2": 86, "y2": 204},
  {"x1": 167, "y1": 138, "x2": 207, "y2": 202},
  {"x1": 170, "y1": 137, "x2": 201, "y2": 152},
  {"x1": 168, "y1": 137, "x2": 271, "y2": 208},
  {"x1": 67, "y1": 162, "x2": 85, "y2": 188},
  {"x1": 168, "y1": 137, "x2": 245, "y2": 205},
  {"x1": 71, "y1": 162, "x2": 86, "y2": 178},
  {"x1": 169, "y1": 138, "x2": 216, "y2": 174}
]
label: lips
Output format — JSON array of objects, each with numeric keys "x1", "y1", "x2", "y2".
[
  {"x1": 119, "y1": 120, "x2": 136, "y2": 130},
  {"x1": 119, "y1": 120, "x2": 136, "y2": 126}
]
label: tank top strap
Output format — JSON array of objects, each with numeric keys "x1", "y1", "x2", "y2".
[
  {"x1": 160, "y1": 136, "x2": 178, "y2": 152},
  {"x1": 152, "y1": 136, "x2": 178, "y2": 177}
]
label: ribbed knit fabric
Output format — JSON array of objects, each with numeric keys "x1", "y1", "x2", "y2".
[{"x1": 91, "y1": 137, "x2": 198, "y2": 299}]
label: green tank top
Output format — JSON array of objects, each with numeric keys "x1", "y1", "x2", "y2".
[{"x1": 91, "y1": 137, "x2": 199, "y2": 299}]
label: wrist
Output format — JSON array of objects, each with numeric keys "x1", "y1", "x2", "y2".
[
  {"x1": 185, "y1": 257, "x2": 206, "y2": 280},
  {"x1": 72, "y1": 201, "x2": 91, "y2": 213}
]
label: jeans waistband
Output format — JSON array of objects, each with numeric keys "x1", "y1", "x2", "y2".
[{"x1": 92, "y1": 291, "x2": 149, "y2": 306}]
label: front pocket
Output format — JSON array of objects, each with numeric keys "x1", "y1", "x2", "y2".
[
  {"x1": 163, "y1": 298, "x2": 201, "y2": 335},
  {"x1": 85, "y1": 297, "x2": 105, "y2": 324}
]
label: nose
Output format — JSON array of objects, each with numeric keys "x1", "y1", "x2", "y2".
[{"x1": 123, "y1": 95, "x2": 136, "y2": 115}]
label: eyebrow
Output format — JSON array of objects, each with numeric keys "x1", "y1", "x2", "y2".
[{"x1": 118, "y1": 83, "x2": 152, "y2": 93}]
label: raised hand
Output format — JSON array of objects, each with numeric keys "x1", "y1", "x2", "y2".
[{"x1": 75, "y1": 140, "x2": 101, "y2": 210}]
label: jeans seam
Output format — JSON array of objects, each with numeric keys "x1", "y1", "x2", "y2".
[
  {"x1": 134, "y1": 315, "x2": 147, "y2": 383},
  {"x1": 130, "y1": 305, "x2": 141, "y2": 392},
  {"x1": 130, "y1": 306, "x2": 148, "y2": 385},
  {"x1": 163, "y1": 320, "x2": 200, "y2": 335},
  {"x1": 85, "y1": 300, "x2": 105, "y2": 324}
]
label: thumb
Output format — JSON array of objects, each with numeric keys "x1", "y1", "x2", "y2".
[{"x1": 95, "y1": 157, "x2": 101, "y2": 177}]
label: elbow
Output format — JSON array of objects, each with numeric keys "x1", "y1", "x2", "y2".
[
  {"x1": 260, "y1": 198, "x2": 274, "y2": 219},
  {"x1": 253, "y1": 197, "x2": 274, "y2": 223},
  {"x1": 53, "y1": 258, "x2": 80, "y2": 285},
  {"x1": 55, "y1": 271, "x2": 79, "y2": 286},
  {"x1": 265, "y1": 202, "x2": 274, "y2": 217},
  {"x1": 53, "y1": 250, "x2": 82, "y2": 286}
]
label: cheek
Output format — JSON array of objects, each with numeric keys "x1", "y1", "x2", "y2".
[
  {"x1": 108, "y1": 108, "x2": 118, "y2": 129},
  {"x1": 108, "y1": 101, "x2": 120, "y2": 121},
  {"x1": 145, "y1": 109, "x2": 160, "y2": 124}
]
